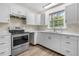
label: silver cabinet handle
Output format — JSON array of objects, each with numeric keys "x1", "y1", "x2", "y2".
[
  {"x1": 66, "y1": 36, "x2": 70, "y2": 39},
  {"x1": 48, "y1": 36, "x2": 52, "y2": 40},
  {"x1": 65, "y1": 42, "x2": 71, "y2": 44},
  {"x1": 65, "y1": 50, "x2": 71, "y2": 53}
]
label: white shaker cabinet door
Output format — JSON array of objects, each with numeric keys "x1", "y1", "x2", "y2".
[
  {"x1": 35, "y1": 14, "x2": 41, "y2": 25},
  {"x1": 51, "y1": 34, "x2": 61, "y2": 52},
  {"x1": 0, "y1": 35, "x2": 11, "y2": 56},
  {"x1": 45, "y1": 34, "x2": 61, "y2": 53},
  {"x1": 37, "y1": 33, "x2": 52, "y2": 48},
  {"x1": 40, "y1": 14, "x2": 45, "y2": 25},
  {"x1": 77, "y1": 37, "x2": 79, "y2": 56},
  {"x1": 65, "y1": 3, "x2": 77, "y2": 25},
  {"x1": 38, "y1": 33, "x2": 48, "y2": 46}
]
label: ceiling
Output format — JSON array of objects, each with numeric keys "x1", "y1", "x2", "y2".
[{"x1": 18, "y1": 3, "x2": 49, "y2": 13}]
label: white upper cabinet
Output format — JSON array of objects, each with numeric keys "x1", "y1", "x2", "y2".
[
  {"x1": 35, "y1": 14, "x2": 41, "y2": 25},
  {"x1": 41, "y1": 14, "x2": 46, "y2": 25},
  {"x1": 65, "y1": 3, "x2": 78, "y2": 25},
  {"x1": 0, "y1": 4, "x2": 10, "y2": 23},
  {"x1": 27, "y1": 13, "x2": 46, "y2": 25},
  {"x1": 35, "y1": 13, "x2": 45, "y2": 25},
  {"x1": 10, "y1": 4, "x2": 26, "y2": 16},
  {"x1": 0, "y1": 3, "x2": 27, "y2": 23},
  {"x1": 37, "y1": 32, "x2": 78, "y2": 56},
  {"x1": 38, "y1": 33, "x2": 61, "y2": 52},
  {"x1": 26, "y1": 11, "x2": 36, "y2": 25}
]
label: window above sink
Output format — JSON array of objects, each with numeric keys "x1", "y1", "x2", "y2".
[{"x1": 49, "y1": 10, "x2": 66, "y2": 29}]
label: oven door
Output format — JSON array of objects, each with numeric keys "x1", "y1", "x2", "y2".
[{"x1": 12, "y1": 34, "x2": 28, "y2": 47}]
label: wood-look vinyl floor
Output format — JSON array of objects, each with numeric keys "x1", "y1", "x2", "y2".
[{"x1": 18, "y1": 45, "x2": 62, "y2": 56}]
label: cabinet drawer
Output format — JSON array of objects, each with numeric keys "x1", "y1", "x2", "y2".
[
  {"x1": 62, "y1": 40, "x2": 75, "y2": 47},
  {"x1": 62, "y1": 35, "x2": 77, "y2": 40},
  {"x1": 62, "y1": 36, "x2": 77, "y2": 46},
  {"x1": 0, "y1": 36, "x2": 10, "y2": 43},
  {"x1": 0, "y1": 43, "x2": 11, "y2": 52},
  {"x1": 61, "y1": 48, "x2": 74, "y2": 56},
  {"x1": 61, "y1": 47, "x2": 77, "y2": 56},
  {"x1": 61, "y1": 36, "x2": 77, "y2": 56},
  {"x1": 0, "y1": 48, "x2": 11, "y2": 56},
  {"x1": 0, "y1": 40, "x2": 10, "y2": 45},
  {"x1": 0, "y1": 35, "x2": 10, "y2": 40}
]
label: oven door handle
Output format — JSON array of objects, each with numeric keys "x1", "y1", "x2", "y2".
[{"x1": 12, "y1": 34, "x2": 29, "y2": 37}]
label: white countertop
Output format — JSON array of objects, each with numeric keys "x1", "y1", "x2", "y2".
[
  {"x1": 40, "y1": 31, "x2": 79, "y2": 36},
  {"x1": 25, "y1": 30, "x2": 79, "y2": 36},
  {"x1": 0, "y1": 31, "x2": 11, "y2": 35}
]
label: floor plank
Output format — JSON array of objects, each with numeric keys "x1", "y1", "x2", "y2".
[{"x1": 18, "y1": 45, "x2": 62, "y2": 56}]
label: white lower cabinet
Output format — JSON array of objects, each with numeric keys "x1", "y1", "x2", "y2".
[
  {"x1": 47, "y1": 34, "x2": 61, "y2": 52},
  {"x1": 61, "y1": 36, "x2": 77, "y2": 56},
  {"x1": 38, "y1": 33, "x2": 61, "y2": 53},
  {"x1": 0, "y1": 34, "x2": 11, "y2": 56},
  {"x1": 78, "y1": 39, "x2": 79, "y2": 56},
  {"x1": 38, "y1": 33, "x2": 48, "y2": 47},
  {"x1": 0, "y1": 47, "x2": 11, "y2": 56},
  {"x1": 38, "y1": 32, "x2": 78, "y2": 56}
]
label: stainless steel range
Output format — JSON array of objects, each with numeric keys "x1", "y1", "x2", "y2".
[{"x1": 9, "y1": 30, "x2": 29, "y2": 56}]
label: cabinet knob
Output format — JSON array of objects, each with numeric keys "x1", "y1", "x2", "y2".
[
  {"x1": 0, "y1": 52, "x2": 5, "y2": 54},
  {"x1": 65, "y1": 50, "x2": 71, "y2": 53},
  {"x1": 48, "y1": 36, "x2": 52, "y2": 40},
  {"x1": 65, "y1": 42, "x2": 71, "y2": 44},
  {"x1": 66, "y1": 36, "x2": 70, "y2": 39}
]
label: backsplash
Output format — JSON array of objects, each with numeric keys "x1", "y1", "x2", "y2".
[
  {"x1": 25, "y1": 25, "x2": 47, "y2": 31},
  {"x1": 0, "y1": 20, "x2": 79, "y2": 33},
  {"x1": 10, "y1": 17, "x2": 25, "y2": 29},
  {"x1": 66, "y1": 24, "x2": 79, "y2": 33}
]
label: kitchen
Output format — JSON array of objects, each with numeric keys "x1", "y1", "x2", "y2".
[{"x1": 0, "y1": 3, "x2": 79, "y2": 56}]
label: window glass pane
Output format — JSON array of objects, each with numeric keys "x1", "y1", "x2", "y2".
[{"x1": 50, "y1": 10, "x2": 65, "y2": 28}]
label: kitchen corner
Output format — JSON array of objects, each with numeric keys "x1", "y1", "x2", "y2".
[{"x1": 0, "y1": 3, "x2": 79, "y2": 56}]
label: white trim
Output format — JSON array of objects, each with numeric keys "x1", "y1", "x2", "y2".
[
  {"x1": 43, "y1": 3, "x2": 59, "y2": 9},
  {"x1": 49, "y1": 10, "x2": 66, "y2": 29}
]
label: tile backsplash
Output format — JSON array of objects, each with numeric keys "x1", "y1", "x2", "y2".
[
  {"x1": 0, "y1": 19, "x2": 79, "y2": 33},
  {"x1": 66, "y1": 24, "x2": 79, "y2": 33},
  {"x1": 10, "y1": 17, "x2": 25, "y2": 28}
]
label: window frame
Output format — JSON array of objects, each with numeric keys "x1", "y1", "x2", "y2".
[{"x1": 49, "y1": 10, "x2": 66, "y2": 29}]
